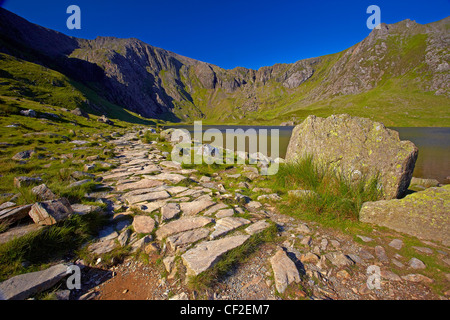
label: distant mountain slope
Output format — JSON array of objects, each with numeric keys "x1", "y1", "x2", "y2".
[{"x1": 0, "y1": 8, "x2": 448, "y2": 125}]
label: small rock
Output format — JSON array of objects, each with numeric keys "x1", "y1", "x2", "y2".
[
  {"x1": 401, "y1": 274, "x2": 434, "y2": 284},
  {"x1": 408, "y1": 257, "x2": 426, "y2": 269},
  {"x1": 245, "y1": 220, "x2": 270, "y2": 235},
  {"x1": 130, "y1": 235, "x2": 152, "y2": 253},
  {"x1": 257, "y1": 194, "x2": 282, "y2": 201},
  {"x1": 170, "y1": 292, "x2": 189, "y2": 300},
  {"x1": 320, "y1": 238, "x2": 328, "y2": 251},
  {"x1": 300, "y1": 252, "x2": 320, "y2": 264},
  {"x1": 31, "y1": 184, "x2": 57, "y2": 201},
  {"x1": 144, "y1": 242, "x2": 160, "y2": 253},
  {"x1": 163, "y1": 256, "x2": 176, "y2": 273},
  {"x1": 412, "y1": 246, "x2": 433, "y2": 255},
  {"x1": 388, "y1": 239, "x2": 403, "y2": 250},
  {"x1": 270, "y1": 249, "x2": 301, "y2": 294},
  {"x1": 97, "y1": 115, "x2": 114, "y2": 125},
  {"x1": 13, "y1": 176, "x2": 42, "y2": 188},
  {"x1": 83, "y1": 164, "x2": 96, "y2": 172},
  {"x1": 199, "y1": 176, "x2": 211, "y2": 183},
  {"x1": 357, "y1": 235, "x2": 374, "y2": 242},
  {"x1": 392, "y1": 259, "x2": 405, "y2": 268},
  {"x1": 118, "y1": 229, "x2": 131, "y2": 247},
  {"x1": 246, "y1": 201, "x2": 262, "y2": 210},
  {"x1": 359, "y1": 249, "x2": 375, "y2": 260},
  {"x1": 301, "y1": 236, "x2": 312, "y2": 247},
  {"x1": 296, "y1": 224, "x2": 311, "y2": 234},
  {"x1": 336, "y1": 270, "x2": 351, "y2": 280},
  {"x1": 380, "y1": 270, "x2": 402, "y2": 281},
  {"x1": 132, "y1": 215, "x2": 156, "y2": 234},
  {"x1": 375, "y1": 246, "x2": 389, "y2": 262},
  {"x1": 20, "y1": 109, "x2": 36, "y2": 117},
  {"x1": 325, "y1": 252, "x2": 355, "y2": 267}
]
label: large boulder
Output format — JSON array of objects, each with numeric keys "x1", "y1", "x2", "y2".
[
  {"x1": 285, "y1": 114, "x2": 418, "y2": 199},
  {"x1": 360, "y1": 185, "x2": 450, "y2": 246}
]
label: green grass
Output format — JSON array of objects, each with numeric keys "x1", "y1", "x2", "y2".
[
  {"x1": 0, "y1": 211, "x2": 108, "y2": 282},
  {"x1": 187, "y1": 223, "x2": 278, "y2": 291},
  {"x1": 265, "y1": 155, "x2": 383, "y2": 223}
]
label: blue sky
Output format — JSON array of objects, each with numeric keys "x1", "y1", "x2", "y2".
[{"x1": 1, "y1": 0, "x2": 449, "y2": 69}]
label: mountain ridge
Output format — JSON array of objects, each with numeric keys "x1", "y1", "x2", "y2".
[{"x1": 0, "y1": 8, "x2": 448, "y2": 125}]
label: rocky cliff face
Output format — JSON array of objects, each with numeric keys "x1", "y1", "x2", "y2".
[{"x1": 0, "y1": 8, "x2": 448, "y2": 122}]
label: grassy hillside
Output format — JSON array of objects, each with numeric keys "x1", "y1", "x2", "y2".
[{"x1": 0, "y1": 53, "x2": 157, "y2": 125}]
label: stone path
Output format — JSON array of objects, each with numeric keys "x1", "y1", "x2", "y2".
[{"x1": 1, "y1": 128, "x2": 449, "y2": 300}]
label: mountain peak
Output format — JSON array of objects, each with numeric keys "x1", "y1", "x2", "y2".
[{"x1": 0, "y1": 7, "x2": 448, "y2": 123}]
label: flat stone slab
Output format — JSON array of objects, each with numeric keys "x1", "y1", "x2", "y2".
[
  {"x1": 177, "y1": 188, "x2": 205, "y2": 198},
  {"x1": 161, "y1": 203, "x2": 181, "y2": 221},
  {"x1": 245, "y1": 220, "x2": 271, "y2": 235},
  {"x1": 29, "y1": 198, "x2": 73, "y2": 226},
  {"x1": 115, "y1": 179, "x2": 164, "y2": 192},
  {"x1": 0, "y1": 223, "x2": 43, "y2": 244},
  {"x1": 0, "y1": 202, "x2": 16, "y2": 211},
  {"x1": 0, "y1": 263, "x2": 68, "y2": 300},
  {"x1": 215, "y1": 209, "x2": 234, "y2": 218},
  {"x1": 166, "y1": 228, "x2": 210, "y2": 250},
  {"x1": 166, "y1": 186, "x2": 189, "y2": 195},
  {"x1": 160, "y1": 161, "x2": 182, "y2": 170},
  {"x1": 130, "y1": 235, "x2": 152, "y2": 253},
  {"x1": 125, "y1": 190, "x2": 171, "y2": 205},
  {"x1": 182, "y1": 235, "x2": 250, "y2": 276},
  {"x1": 203, "y1": 203, "x2": 228, "y2": 216},
  {"x1": 103, "y1": 171, "x2": 133, "y2": 180},
  {"x1": 71, "y1": 203, "x2": 101, "y2": 215},
  {"x1": 132, "y1": 215, "x2": 156, "y2": 234},
  {"x1": 137, "y1": 200, "x2": 168, "y2": 213},
  {"x1": 210, "y1": 217, "x2": 251, "y2": 239},
  {"x1": 89, "y1": 239, "x2": 117, "y2": 255},
  {"x1": 388, "y1": 239, "x2": 404, "y2": 250},
  {"x1": 0, "y1": 204, "x2": 32, "y2": 223},
  {"x1": 143, "y1": 173, "x2": 187, "y2": 184},
  {"x1": 360, "y1": 185, "x2": 450, "y2": 246},
  {"x1": 270, "y1": 249, "x2": 301, "y2": 294},
  {"x1": 156, "y1": 216, "x2": 213, "y2": 240},
  {"x1": 180, "y1": 198, "x2": 216, "y2": 216}
]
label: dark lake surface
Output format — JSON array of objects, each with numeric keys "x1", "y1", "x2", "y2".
[{"x1": 172, "y1": 125, "x2": 449, "y2": 183}]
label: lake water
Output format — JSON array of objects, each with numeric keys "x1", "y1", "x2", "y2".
[{"x1": 170, "y1": 125, "x2": 450, "y2": 183}]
